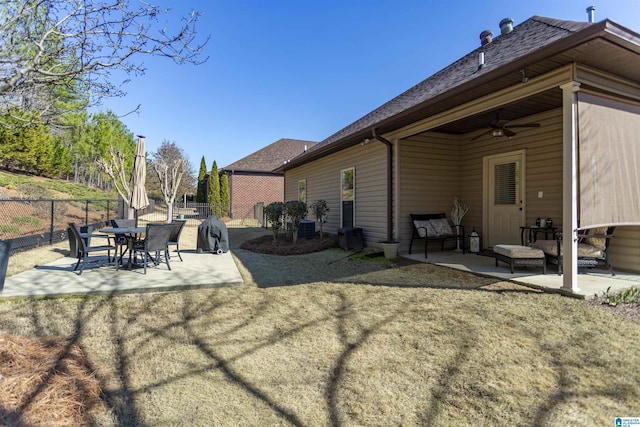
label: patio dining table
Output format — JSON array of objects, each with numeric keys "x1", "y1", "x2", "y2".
[{"x1": 99, "y1": 227, "x2": 147, "y2": 269}]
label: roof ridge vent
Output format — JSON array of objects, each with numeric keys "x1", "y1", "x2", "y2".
[
  {"x1": 480, "y1": 29, "x2": 493, "y2": 46},
  {"x1": 499, "y1": 17, "x2": 514, "y2": 35}
]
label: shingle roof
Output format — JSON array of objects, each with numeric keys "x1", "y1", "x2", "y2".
[
  {"x1": 307, "y1": 15, "x2": 592, "y2": 153},
  {"x1": 221, "y1": 138, "x2": 317, "y2": 173}
]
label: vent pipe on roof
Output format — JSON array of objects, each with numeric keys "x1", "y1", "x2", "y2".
[
  {"x1": 480, "y1": 29, "x2": 493, "y2": 46},
  {"x1": 478, "y1": 52, "x2": 485, "y2": 69},
  {"x1": 499, "y1": 17, "x2": 514, "y2": 35},
  {"x1": 586, "y1": 6, "x2": 595, "y2": 23}
]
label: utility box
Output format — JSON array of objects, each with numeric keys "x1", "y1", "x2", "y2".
[
  {"x1": 337, "y1": 227, "x2": 364, "y2": 250},
  {"x1": 298, "y1": 220, "x2": 315, "y2": 239}
]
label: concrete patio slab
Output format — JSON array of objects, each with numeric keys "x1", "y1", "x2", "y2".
[
  {"x1": 1, "y1": 249, "x2": 243, "y2": 299},
  {"x1": 402, "y1": 250, "x2": 640, "y2": 298}
]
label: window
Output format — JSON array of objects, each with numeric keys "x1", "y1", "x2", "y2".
[
  {"x1": 341, "y1": 168, "x2": 355, "y2": 227},
  {"x1": 298, "y1": 179, "x2": 306, "y2": 203}
]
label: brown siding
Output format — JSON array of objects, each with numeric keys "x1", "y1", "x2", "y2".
[
  {"x1": 459, "y1": 109, "x2": 564, "y2": 249},
  {"x1": 397, "y1": 133, "x2": 460, "y2": 252},
  {"x1": 284, "y1": 142, "x2": 388, "y2": 245},
  {"x1": 229, "y1": 173, "x2": 283, "y2": 219}
]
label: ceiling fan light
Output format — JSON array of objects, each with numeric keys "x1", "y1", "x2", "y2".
[{"x1": 492, "y1": 129, "x2": 504, "y2": 138}]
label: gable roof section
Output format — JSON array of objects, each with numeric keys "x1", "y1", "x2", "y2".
[
  {"x1": 222, "y1": 138, "x2": 317, "y2": 173},
  {"x1": 278, "y1": 15, "x2": 600, "y2": 171}
]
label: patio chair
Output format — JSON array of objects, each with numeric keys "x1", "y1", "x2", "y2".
[
  {"x1": 131, "y1": 223, "x2": 173, "y2": 274},
  {"x1": 168, "y1": 220, "x2": 187, "y2": 261},
  {"x1": 67, "y1": 222, "x2": 116, "y2": 275},
  {"x1": 111, "y1": 218, "x2": 137, "y2": 264},
  {"x1": 533, "y1": 226, "x2": 616, "y2": 275}
]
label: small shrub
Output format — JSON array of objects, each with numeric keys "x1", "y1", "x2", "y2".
[
  {"x1": 284, "y1": 200, "x2": 307, "y2": 244},
  {"x1": 309, "y1": 199, "x2": 329, "y2": 239},
  {"x1": 264, "y1": 202, "x2": 284, "y2": 241}
]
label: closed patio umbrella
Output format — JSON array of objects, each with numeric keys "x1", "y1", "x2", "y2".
[{"x1": 129, "y1": 135, "x2": 149, "y2": 225}]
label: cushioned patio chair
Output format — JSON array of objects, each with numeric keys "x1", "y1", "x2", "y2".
[
  {"x1": 132, "y1": 223, "x2": 173, "y2": 274},
  {"x1": 533, "y1": 226, "x2": 616, "y2": 275},
  {"x1": 168, "y1": 220, "x2": 186, "y2": 261},
  {"x1": 68, "y1": 222, "x2": 116, "y2": 275}
]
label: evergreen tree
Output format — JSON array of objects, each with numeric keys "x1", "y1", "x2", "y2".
[
  {"x1": 196, "y1": 156, "x2": 207, "y2": 203},
  {"x1": 208, "y1": 160, "x2": 221, "y2": 216},
  {"x1": 220, "y1": 173, "x2": 230, "y2": 217}
]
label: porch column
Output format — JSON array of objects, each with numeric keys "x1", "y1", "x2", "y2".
[{"x1": 560, "y1": 81, "x2": 580, "y2": 292}]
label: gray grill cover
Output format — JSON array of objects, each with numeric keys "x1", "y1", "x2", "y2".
[{"x1": 197, "y1": 215, "x2": 229, "y2": 253}]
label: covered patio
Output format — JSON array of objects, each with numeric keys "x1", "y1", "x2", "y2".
[{"x1": 402, "y1": 249, "x2": 640, "y2": 298}]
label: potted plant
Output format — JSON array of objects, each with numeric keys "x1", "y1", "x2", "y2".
[{"x1": 451, "y1": 197, "x2": 470, "y2": 252}]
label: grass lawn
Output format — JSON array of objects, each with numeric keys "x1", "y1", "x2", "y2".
[{"x1": 1, "y1": 227, "x2": 639, "y2": 426}]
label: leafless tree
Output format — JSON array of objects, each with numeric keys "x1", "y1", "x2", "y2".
[
  {"x1": 0, "y1": 0, "x2": 209, "y2": 127},
  {"x1": 151, "y1": 140, "x2": 191, "y2": 221},
  {"x1": 96, "y1": 147, "x2": 134, "y2": 217}
]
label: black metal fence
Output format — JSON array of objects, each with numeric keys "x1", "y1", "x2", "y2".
[{"x1": 0, "y1": 198, "x2": 265, "y2": 255}]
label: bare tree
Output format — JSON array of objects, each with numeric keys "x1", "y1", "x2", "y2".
[
  {"x1": 0, "y1": 0, "x2": 209, "y2": 127},
  {"x1": 96, "y1": 147, "x2": 135, "y2": 218},
  {"x1": 151, "y1": 140, "x2": 191, "y2": 222}
]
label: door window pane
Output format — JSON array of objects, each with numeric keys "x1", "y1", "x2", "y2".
[{"x1": 494, "y1": 161, "x2": 519, "y2": 205}]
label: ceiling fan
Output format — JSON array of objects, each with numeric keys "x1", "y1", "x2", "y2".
[{"x1": 471, "y1": 111, "x2": 540, "y2": 141}]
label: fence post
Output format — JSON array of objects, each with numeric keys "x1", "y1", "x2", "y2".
[
  {"x1": 107, "y1": 200, "x2": 111, "y2": 223},
  {"x1": 49, "y1": 200, "x2": 55, "y2": 245},
  {"x1": 85, "y1": 200, "x2": 89, "y2": 225}
]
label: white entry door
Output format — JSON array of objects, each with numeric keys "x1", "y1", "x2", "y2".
[{"x1": 484, "y1": 150, "x2": 525, "y2": 248}]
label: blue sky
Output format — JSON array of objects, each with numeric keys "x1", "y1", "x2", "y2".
[{"x1": 96, "y1": 0, "x2": 640, "y2": 171}]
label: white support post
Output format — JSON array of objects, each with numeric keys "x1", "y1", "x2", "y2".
[{"x1": 560, "y1": 81, "x2": 580, "y2": 293}]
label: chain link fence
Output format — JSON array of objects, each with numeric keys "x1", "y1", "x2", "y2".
[{"x1": 0, "y1": 198, "x2": 266, "y2": 255}]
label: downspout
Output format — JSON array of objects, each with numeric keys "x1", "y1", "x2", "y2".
[{"x1": 372, "y1": 128, "x2": 394, "y2": 243}]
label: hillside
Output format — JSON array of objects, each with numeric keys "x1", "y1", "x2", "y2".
[{"x1": 0, "y1": 170, "x2": 115, "y2": 200}]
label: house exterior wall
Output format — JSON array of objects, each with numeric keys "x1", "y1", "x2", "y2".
[
  {"x1": 397, "y1": 110, "x2": 565, "y2": 253},
  {"x1": 229, "y1": 172, "x2": 283, "y2": 220},
  {"x1": 284, "y1": 141, "x2": 388, "y2": 245},
  {"x1": 396, "y1": 132, "x2": 460, "y2": 253},
  {"x1": 395, "y1": 107, "x2": 639, "y2": 273}
]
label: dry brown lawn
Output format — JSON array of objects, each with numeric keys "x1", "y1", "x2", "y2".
[{"x1": 1, "y1": 225, "x2": 639, "y2": 426}]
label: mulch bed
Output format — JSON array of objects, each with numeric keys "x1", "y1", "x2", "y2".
[{"x1": 240, "y1": 233, "x2": 339, "y2": 255}]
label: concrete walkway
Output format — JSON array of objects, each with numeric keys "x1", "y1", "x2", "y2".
[
  {"x1": 403, "y1": 250, "x2": 640, "y2": 298},
  {"x1": 0, "y1": 250, "x2": 243, "y2": 299}
]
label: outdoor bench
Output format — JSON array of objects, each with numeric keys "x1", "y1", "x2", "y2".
[{"x1": 409, "y1": 213, "x2": 465, "y2": 258}]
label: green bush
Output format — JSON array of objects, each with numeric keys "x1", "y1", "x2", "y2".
[
  {"x1": 284, "y1": 200, "x2": 307, "y2": 243},
  {"x1": 264, "y1": 202, "x2": 284, "y2": 241},
  {"x1": 309, "y1": 199, "x2": 329, "y2": 239}
]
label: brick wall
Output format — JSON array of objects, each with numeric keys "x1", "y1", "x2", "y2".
[{"x1": 229, "y1": 173, "x2": 283, "y2": 219}]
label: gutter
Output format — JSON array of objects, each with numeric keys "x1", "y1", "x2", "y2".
[{"x1": 372, "y1": 128, "x2": 394, "y2": 243}]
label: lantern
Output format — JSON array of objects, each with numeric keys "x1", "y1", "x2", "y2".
[{"x1": 469, "y1": 229, "x2": 480, "y2": 253}]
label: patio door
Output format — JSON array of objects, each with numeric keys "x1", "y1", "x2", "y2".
[{"x1": 484, "y1": 150, "x2": 525, "y2": 248}]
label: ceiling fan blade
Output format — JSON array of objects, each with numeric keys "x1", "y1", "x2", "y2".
[
  {"x1": 502, "y1": 128, "x2": 517, "y2": 137},
  {"x1": 504, "y1": 123, "x2": 540, "y2": 129},
  {"x1": 470, "y1": 130, "x2": 491, "y2": 141},
  {"x1": 491, "y1": 119, "x2": 510, "y2": 128}
]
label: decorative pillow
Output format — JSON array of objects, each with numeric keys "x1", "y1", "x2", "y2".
[
  {"x1": 413, "y1": 220, "x2": 436, "y2": 238},
  {"x1": 429, "y1": 218, "x2": 453, "y2": 236},
  {"x1": 583, "y1": 227, "x2": 608, "y2": 250}
]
